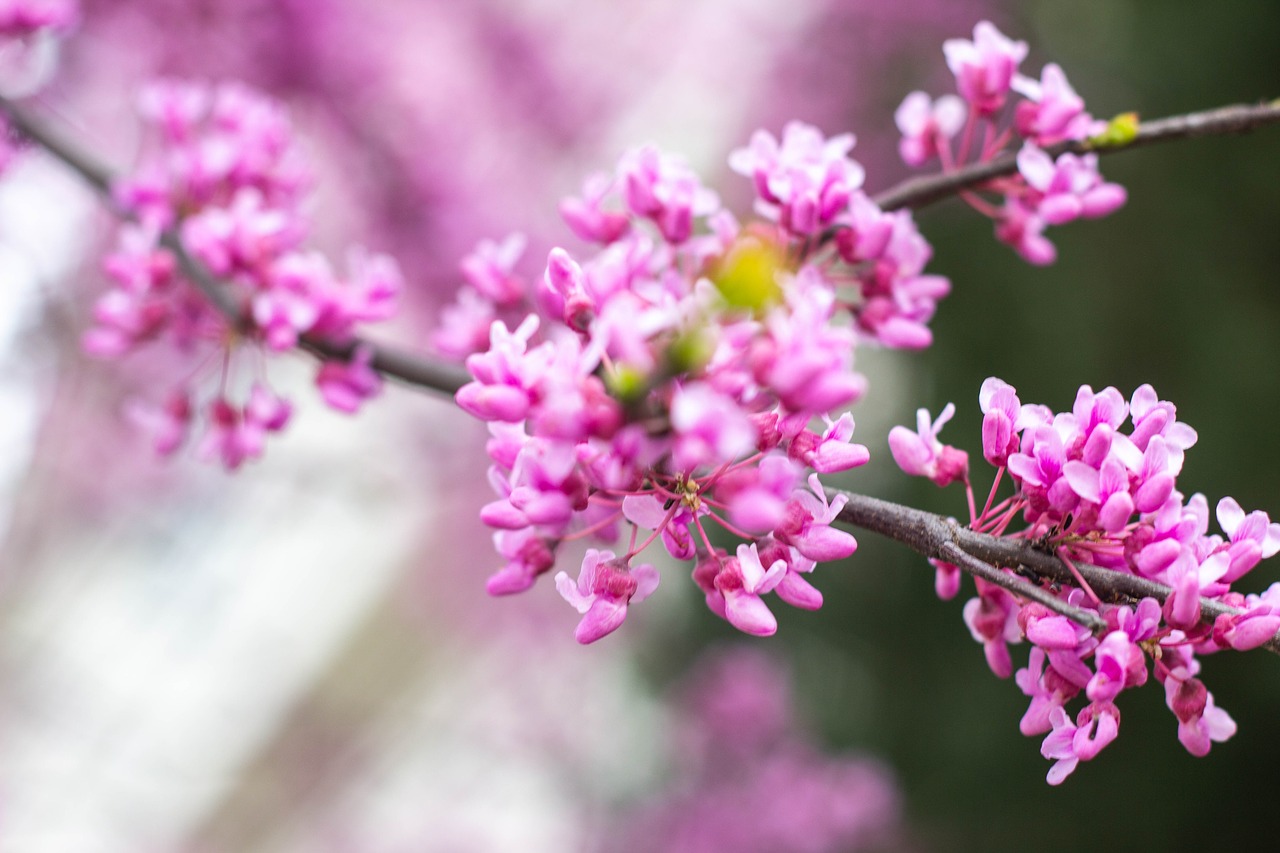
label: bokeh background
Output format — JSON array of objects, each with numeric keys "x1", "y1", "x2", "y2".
[{"x1": 1, "y1": 0, "x2": 1279, "y2": 850}]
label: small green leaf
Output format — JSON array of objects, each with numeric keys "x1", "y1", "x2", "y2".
[{"x1": 1088, "y1": 112, "x2": 1140, "y2": 149}]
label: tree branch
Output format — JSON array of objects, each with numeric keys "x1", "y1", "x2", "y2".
[
  {"x1": 5, "y1": 95, "x2": 1279, "y2": 398},
  {"x1": 0, "y1": 96, "x2": 472, "y2": 398},
  {"x1": 832, "y1": 489, "x2": 1280, "y2": 656},
  {"x1": 870, "y1": 100, "x2": 1280, "y2": 212}
]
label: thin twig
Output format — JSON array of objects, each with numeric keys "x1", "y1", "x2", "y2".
[
  {"x1": 4, "y1": 97, "x2": 1279, "y2": 399},
  {"x1": 871, "y1": 100, "x2": 1280, "y2": 212},
  {"x1": 938, "y1": 541, "x2": 1107, "y2": 633},
  {"x1": 0, "y1": 95, "x2": 472, "y2": 398},
  {"x1": 832, "y1": 489, "x2": 1280, "y2": 656}
]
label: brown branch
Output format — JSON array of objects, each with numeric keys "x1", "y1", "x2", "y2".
[
  {"x1": 0, "y1": 95, "x2": 471, "y2": 398},
  {"x1": 832, "y1": 489, "x2": 1280, "y2": 656},
  {"x1": 6, "y1": 94, "x2": 1279, "y2": 397},
  {"x1": 870, "y1": 100, "x2": 1280, "y2": 212}
]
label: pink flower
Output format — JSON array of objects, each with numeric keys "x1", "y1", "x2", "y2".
[
  {"x1": 773, "y1": 474, "x2": 857, "y2": 563},
  {"x1": 555, "y1": 550, "x2": 659, "y2": 644},
  {"x1": 1013, "y1": 63, "x2": 1099, "y2": 145},
  {"x1": 729, "y1": 122, "x2": 864, "y2": 236},
  {"x1": 1216, "y1": 497, "x2": 1280, "y2": 583},
  {"x1": 316, "y1": 344, "x2": 382, "y2": 414},
  {"x1": 963, "y1": 587, "x2": 1021, "y2": 678},
  {"x1": 979, "y1": 377, "x2": 1022, "y2": 466},
  {"x1": 943, "y1": 21, "x2": 1028, "y2": 116},
  {"x1": 125, "y1": 389, "x2": 193, "y2": 456},
  {"x1": 785, "y1": 413, "x2": 871, "y2": 474},
  {"x1": 888, "y1": 403, "x2": 969, "y2": 487},
  {"x1": 618, "y1": 146, "x2": 718, "y2": 244},
  {"x1": 485, "y1": 529, "x2": 556, "y2": 596},
  {"x1": 460, "y1": 233, "x2": 527, "y2": 305},
  {"x1": 669, "y1": 381, "x2": 758, "y2": 472},
  {"x1": 1016, "y1": 143, "x2": 1127, "y2": 226},
  {"x1": 895, "y1": 91, "x2": 966, "y2": 166},
  {"x1": 559, "y1": 173, "x2": 631, "y2": 245},
  {"x1": 713, "y1": 543, "x2": 788, "y2": 636},
  {"x1": 715, "y1": 453, "x2": 802, "y2": 535},
  {"x1": 1040, "y1": 702, "x2": 1119, "y2": 785}
]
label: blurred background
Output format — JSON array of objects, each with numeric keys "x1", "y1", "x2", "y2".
[{"x1": 1, "y1": 0, "x2": 1279, "y2": 850}]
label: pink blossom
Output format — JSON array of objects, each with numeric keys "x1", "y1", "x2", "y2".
[
  {"x1": 559, "y1": 172, "x2": 630, "y2": 245},
  {"x1": 978, "y1": 377, "x2": 1022, "y2": 466},
  {"x1": 1016, "y1": 143, "x2": 1127, "y2": 226},
  {"x1": 430, "y1": 286, "x2": 495, "y2": 359},
  {"x1": 555, "y1": 549, "x2": 659, "y2": 644},
  {"x1": 1012, "y1": 63, "x2": 1099, "y2": 145},
  {"x1": 773, "y1": 475, "x2": 857, "y2": 563},
  {"x1": 1163, "y1": 667, "x2": 1236, "y2": 756},
  {"x1": 715, "y1": 453, "x2": 802, "y2": 535},
  {"x1": 485, "y1": 529, "x2": 556, "y2": 596},
  {"x1": 714, "y1": 543, "x2": 788, "y2": 636},
  {"x1": 456, "y1": 315, "x2": 542, "y2": 422},
  {"x1": 618, "y1": 146, "x2": 719, "y2": 244},
  {"x1": 994, "y1": 199, "x2": 1056, "y2": 265},
  {"x1": 1040, "y1": 702, "x2": 1119, "y2": 785},
  {"x1": 963, "y1": 586, "x2": 1022, "y2": 678},
  {"x1": 315, "y1": 345, "x2": 382, "y2": 414},
  {"x1": 125, "y1": 390, "x2": 193, "y2": 456},
  {"x1": 888, "y1": 403, "x2": 969, "y2": 487},
  {"x1": 895, "y1": 90, "x2": 966, "y2": 166},
  {"x1": 729, "y1": 122, "x2": 864, "y2": 236},
  {"x1": 669, "y1": 381, "x2": 758, "y2": 472},
  {"x1": 943, "y1": 21, "x2": 1028, "y2": 116},
  {"x1": 460, "y1": 233, "x2": 526, "y2": 305},
  {"x1": 785, "y1": 413, "x2": 871, "y2": 474},
  {"x1": 1216, "y1": 496, "x2": 1280, "y2": 582}
]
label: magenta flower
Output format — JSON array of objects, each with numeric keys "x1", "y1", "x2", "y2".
[
  {"x1": 669, "y1": 381, "x2": 759, "y2": 473},
  {"x1": 729, "y1": 121, "x2": 864, "y2": 236},
  {"x1": 943, "y1": 21, "x2": 1028, "y2": 116},
  {"x1": 460, "y1": 233, "x2": 526, "y2": 306},
  {"x1": 618, "y1": 146, "x2": 719, "y2": 244},
  {"x1": 888, "y1": 403, "x2": 969, "y2": 487},
  {"x1": 895, "y1": 91, "x2": 966, "y2": 166},
  {"x1": 1040, "y1": 702, "x2": 1119, "y2": 785},
  {"x1": 714, "y1": 543, "x2": 788, "y2": 636},
  {"x1": 774, "y1": 475, "x2": 857, "y2": 563},
  {"x1": 979, "y1": 377, "x2": 1022, "y2": 466},
  {"x1": 485, "y1": 529, "x2": 556, "y2": 596},
  {"x1": 555, "y1": 549, "x2": 659, "y2": 644},
  {"x1": 1012, "y1": 63, "x2": 1099, "y2": 145},
  {"x1": 316, "y1": 344, "x2": 382, "y2": 414},
  {"x1": 1017, "y1": 143, "x2": 1127, "y2": 226},
  {"x1": 559, "y1": 172, "x2": 630, "y2": 245}
]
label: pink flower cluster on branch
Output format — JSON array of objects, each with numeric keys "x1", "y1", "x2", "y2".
[
  {"x1": 889, "y1": 378, "x2": 1280, "y2": 783},
  {"x1": 451, "y1": 120, "x2": 963, "y2": 642},
  {"x1": 85, "y1": 80, "x2": 402, "y2": 468},
  {"x1": 897, "y1": 20, "x2": 1126, "y2": 265}
]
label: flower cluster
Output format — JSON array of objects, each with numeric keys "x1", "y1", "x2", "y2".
[
  {"x1": 86, "y1": 80, "x2": 401, "y2": 468},
  {"x1": 891, "y1": 378, "x2": 1280, "y2": 783},
  {"x1": 451, "y1": 119, "x2": 963, "y2": 642},
  {"x1": 897, "y1": 20, "x2": 1127, "y2": 265}
]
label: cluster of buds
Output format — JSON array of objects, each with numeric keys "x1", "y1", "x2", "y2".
[
  {"x1": 896, "y1": 20, "x2": 1127, "y2": 265},
  {"x1": 85, "y1": 80, "x2": 401, "y2": 468},
  {"x1": 892, "y1": 378, "x2": 1280, "y2": 782},
  {"x1": 451, "y1": 116, "x2": 961, "y2": 642}
]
